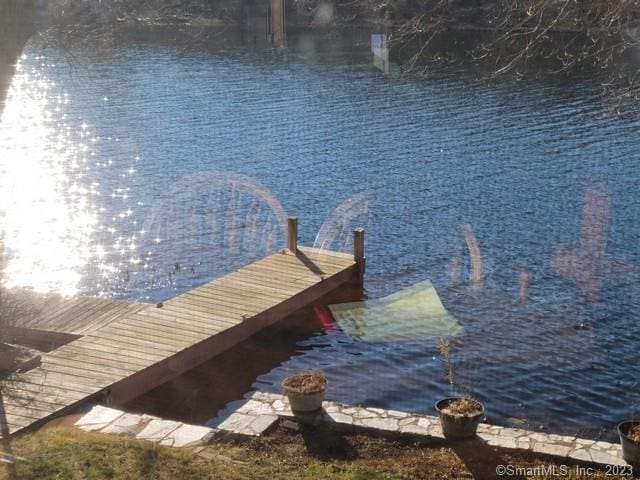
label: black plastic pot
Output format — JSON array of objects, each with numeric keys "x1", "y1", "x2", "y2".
[
  {"x1": 618, "y1": 421, "x2": 640, "y2": 468},
  {"x1": 435, "y1": 397, "x2": 484, "y2": 440}
]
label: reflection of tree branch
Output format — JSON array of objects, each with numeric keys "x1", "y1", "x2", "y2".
[
  {"x1": 395, "y1": 0, "x2": 640, "y2": 107},
  {"x1": 491, "y1": 0, "x2": 572, "y2": 76},
  {"x1": 0, "y1": 1, "x2": 35, "y2": 112}
]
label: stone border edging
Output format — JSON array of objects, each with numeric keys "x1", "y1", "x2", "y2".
[
  {"x1": 211, "y1": 392, "x2": 628, "y2": 468},
  {"x1": 73, "y1": 392, "x2": 629, "y2": 469}
]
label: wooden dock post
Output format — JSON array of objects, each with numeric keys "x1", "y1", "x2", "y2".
[
  {"x1": 288, "y1": 217, "x2": 298, "y2": 254},
  {"x1": 354, "y1": 228, "x2": 365, "y2": 281},
  {"x1": 268, "y1": 0, "x2": 286, "y2": 47}
]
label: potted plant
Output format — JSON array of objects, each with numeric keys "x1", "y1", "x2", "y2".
[
  {"x1": 435, "y1": 339, "x2": 485, "y2": 439},
  {"x1": 282, "y1": 370, "x2": 327, "y2": 413},
  {"x1": 617, "y1": 421, "x2": 640, "y2": 468}
]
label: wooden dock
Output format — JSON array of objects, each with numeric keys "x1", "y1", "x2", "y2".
[{"x1": 0, "y1": 221, "x2": 364, "y2": 436}]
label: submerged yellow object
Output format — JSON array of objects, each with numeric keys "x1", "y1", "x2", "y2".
[{"x1": 328, "y1": 280, "x2": 462, "y2": 342}]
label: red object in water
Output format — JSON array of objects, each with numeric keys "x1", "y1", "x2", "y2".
[{"x1": 314, "y1": 304, "x2": 339, "y2": 333}]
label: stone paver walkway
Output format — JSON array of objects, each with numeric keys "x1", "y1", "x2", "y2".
[{"x1": 75, "y1": 406, "x2": 215, "y2": 448}]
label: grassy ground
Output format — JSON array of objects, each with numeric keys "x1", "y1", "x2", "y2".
[{"x1": 1, "y1": 423, "x2": 636, "y2": 480}]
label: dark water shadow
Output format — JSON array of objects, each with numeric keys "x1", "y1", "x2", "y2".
[
  {"x1": 122, "y1": 314, "x2": 317, "y2": 423},
  {"x1": 122, "y1": 283, "x2": 364, "y2": 423}
]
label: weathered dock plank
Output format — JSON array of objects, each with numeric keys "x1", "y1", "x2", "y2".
[
  {"x1": 0, "y1": 243, "x2": 359, "y2": 436},
  {"x1": 11, "y1": 293, "x2": 146, "y2": 335}
]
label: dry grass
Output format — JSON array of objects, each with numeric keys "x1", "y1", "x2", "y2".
[
  {"x1": 0, "y1": 423, "x2": 635, "y2": 480},
  {"x1": 628, "y1": 424, "x2": 640, "y2": 443}
]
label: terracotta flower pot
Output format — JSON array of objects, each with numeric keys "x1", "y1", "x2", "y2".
[
  {"x1": 282, "y1": 371, "x2": 327, "y2": 413},
  {"x1": 435, "y1": 397, "x2": 484, "y2": 440}
]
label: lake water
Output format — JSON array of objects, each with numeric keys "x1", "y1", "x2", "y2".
[{"x1": 1, "y1": 27, "x2": 640, "y2": 440}]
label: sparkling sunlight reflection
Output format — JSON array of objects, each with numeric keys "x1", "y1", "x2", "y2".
[{"x1": 0, "y1": 57, "x2": 99, "y2": 295}]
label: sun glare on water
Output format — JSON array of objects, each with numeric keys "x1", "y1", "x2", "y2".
[{"x1": 0, "y1": 57, "x2": 101, "y2": 296}]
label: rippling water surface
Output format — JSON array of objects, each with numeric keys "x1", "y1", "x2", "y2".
[{"x1": 2, "y1": 27, "x2": 640, "y2": 439}]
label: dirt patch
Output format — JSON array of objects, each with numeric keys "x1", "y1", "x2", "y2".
[{"x1": 224, "y1": 423, "x2": 630, "y2": 480}]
